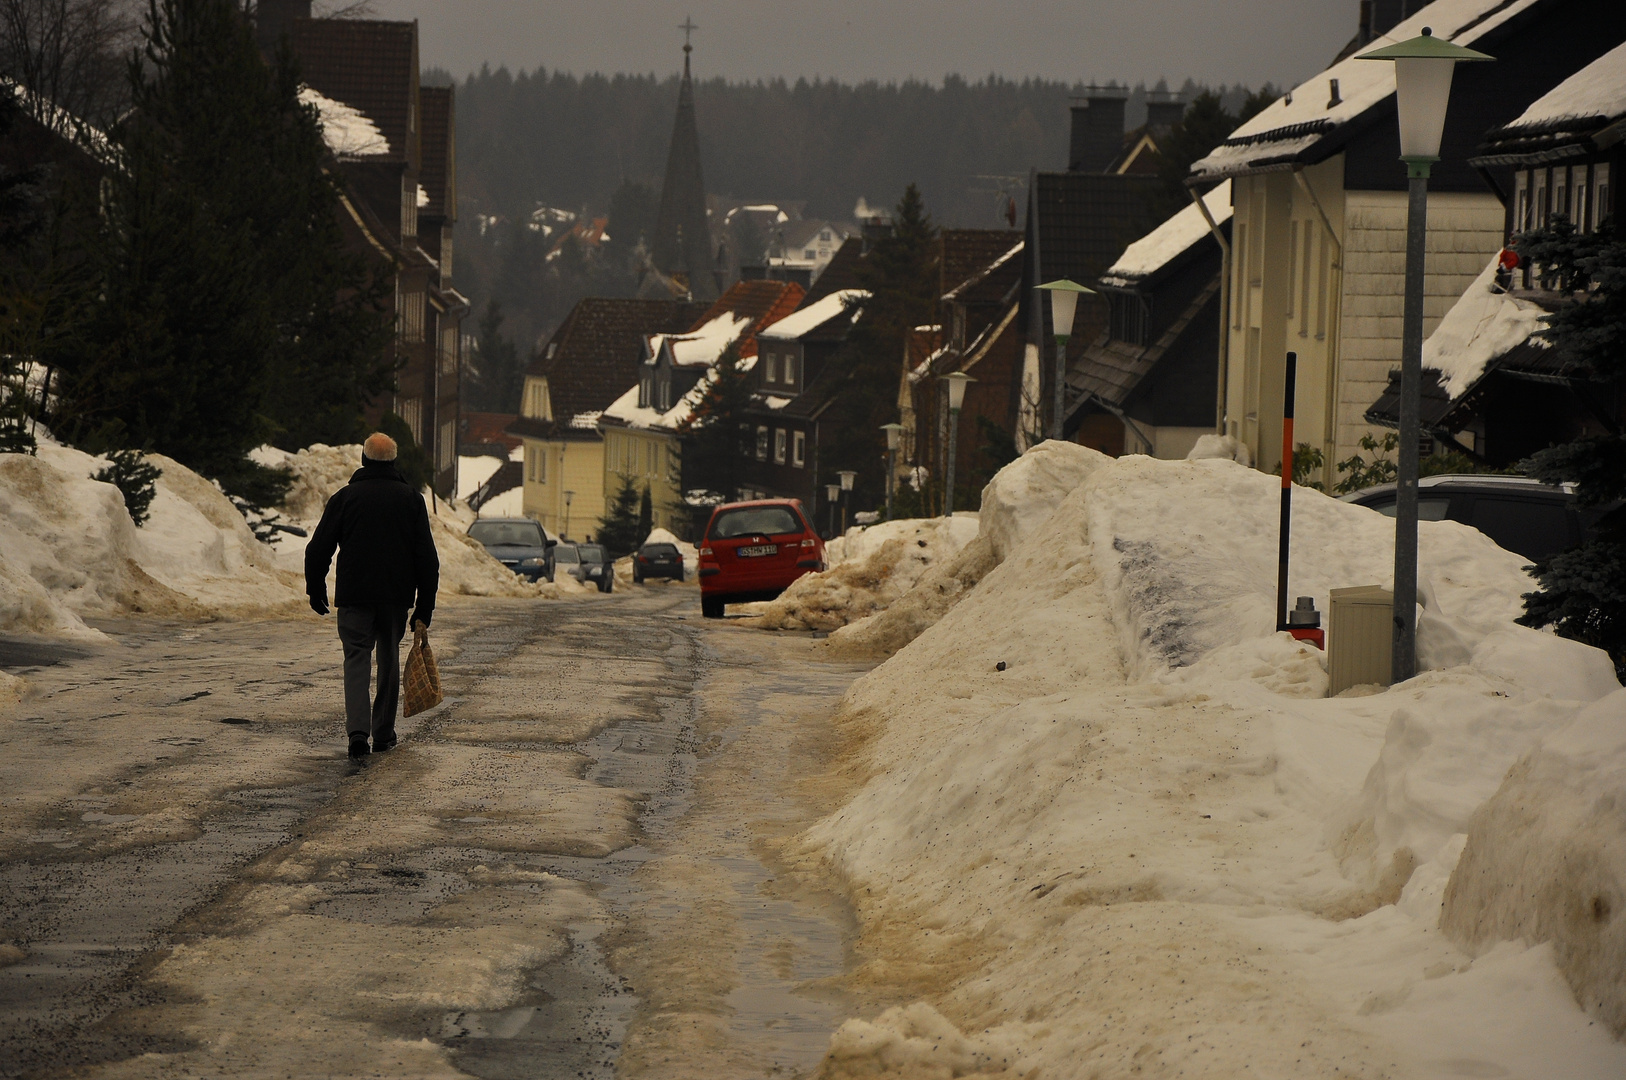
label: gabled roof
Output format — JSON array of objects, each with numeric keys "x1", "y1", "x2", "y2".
[
  {"x1": 758, "y1": 289, "x2": 869, "y2": 343},
  {"x1": 799, "y1": 237, "x2": 865, "y2": 307},
  {"x1": 772, "y1": 218, "x2": 858, "y2": 251},
  {"x1": 1069, "y1": 275, "x2": 1220, "y2": 413},
  {"x1": 1473, "y1": 39, "x2": 1626, "y2": 164},
  {"x1": 682, "y1": 279, "x2": 805, "y2": 359},
  {"x1": 944, "y1": 241, "x2": 1023, "y2": 305},
  {"x1": 940, "y1": 229, "x2": 1022, "y2": 297},
  {"x1": 1102, "y1": 180, "x2": 1232, "y2": 289},
  {"x1": 1190, "y1": 0, "x2": 1539, "y2": 182},
  {"x1": 289, "y1": 18, "x2": 418, "y2": 166},
  {"x1": 418, "y1": 85, "x2": 453, "y2": 219},
  {"x1": 516, "y1": 298, "x2": 707, "y2": 439}
]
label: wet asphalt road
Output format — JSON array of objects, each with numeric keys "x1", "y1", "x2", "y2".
[{"x1": 0, "y1": 590, "x2": 868, "y2": 1079}]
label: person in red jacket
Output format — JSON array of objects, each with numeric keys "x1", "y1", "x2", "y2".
[{"x1": 305, "y1": 433, "x2": 439, "y2": 760}]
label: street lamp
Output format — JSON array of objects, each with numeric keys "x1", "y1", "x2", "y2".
[
  {"x1": 563, "y1": 489, "x2": 575, "y2": 540},
  {"x1": 837, "y1": 469, "x2": 856, "y2": 534},
  {"x1": 824, "y1": 482, "x2": 841, "y2": 538},
  {"x1": 880, "y1": 422, "x2": 904, "y2": 520},
  {"x1": 941, "y1": 372, "x2": 974, "y2": 516},
  {"x1": 1036, "y1": 279, "x2": 1095, "y2": 441},
  {"x1": 1359, "y1": 27, "x2": 1491, "y2": 683}
]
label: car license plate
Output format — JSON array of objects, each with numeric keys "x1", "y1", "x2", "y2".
[{"x1": 737, "y1": 544, "x2": 777, "y2": 558}]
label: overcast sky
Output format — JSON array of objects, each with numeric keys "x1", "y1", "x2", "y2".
[{"x1": 362, "y1": 1, "x2": 1355, "y2": 90}]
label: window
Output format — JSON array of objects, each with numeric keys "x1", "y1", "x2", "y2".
[
  {"x1": 441, "y1": 230, "x2": 454, "y2": 278},
  {"x1": 708, "y1": 505, "x2": 802, "y2": 539},
  {"x1": 820, "y1": 230, "x2": 832, "y2": 241},
  {"x1": 639, "y1": 374, "x2": 652, "y2": 409},
  {"x1": 524, "y1": 444, "x2": 545, "y2": 483},
  {"x1": 438, "y1": 421, "x2": 455, "y2": 472},
  {"x1": 401, "y1": 180, "x2": 417, "y2": 238},
  {"x1": 1533, "y1": 169, "x2": 1548, "y2": 227},
  {"x1": 397, "y1": 396, "x2": 422, "y2": 445},
  {"x1": 523, "y1": 378, "x2": 549, "y2": 420},
  {"x1": 469, "y1": 521, "x2": 545, "y2": 547},
  {"x1": 1554, "y1": 168, "x2": 1571, "y2": 223},
  {"x1": 1299, "y1": 224, "x2": 1313, "y2": 338},
  {"x1": 784, "y1": 350, "x2": 797, "y2": 386},
  {"x1": 440, "y1": 326, "x2": 457, "y2": 376},
  {"x1": 803, "y1": 248, "x2": 816, "y2": 259},
  {"x1": 1515, "y1": 172, "x2": 1530, "y2": 233},
  {"x1": 773, "y1": 428, "x2": 787, "y2": 465},
  {"x1": 792, "y1": 430, "x2": 805, "y2": 468},
  {"x1": 755, "y1": 426, "x2": 769, "y2": 461},
  {"x1": 1595, "y1": 164, "x2": 1612, "y2": 228},
  {"x1": 397, "y1": 288, "x2": 424, "y2": 343},
  {"x1": 1286, "y1": 220, "x2": 1298, "y2": 319},
  {"x1": 765, "y1": 351, "x2": 778, "y2": 383}
]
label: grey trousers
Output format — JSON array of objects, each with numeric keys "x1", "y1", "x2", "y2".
[{"x1": 336, "y1": 605, "x2": 409, "y2": 739}]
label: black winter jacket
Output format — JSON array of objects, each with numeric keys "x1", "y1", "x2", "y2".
[{"x1": 305, "y1": 458, "x2": 439, "y2": 623}]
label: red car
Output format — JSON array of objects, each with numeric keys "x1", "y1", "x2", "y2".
[{"x1": 697, "y1": 499, "x2": 825, "y2": 618}]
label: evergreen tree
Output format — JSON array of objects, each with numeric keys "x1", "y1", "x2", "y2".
[
  {"x1": 637, "y1": 483, "x2": 653, "y2": 542},
  {"x1": 596, "y1": 474, "x2": 642, "y2": 556},
  {"x1": 1514, "y1": 218, "x2": 1626, "y2": 674},
  {"x1": 380, "y1": 411, "x2": 433, "y2": 492},
  {"x1": 466, "y1": 299, "x2": 523, "y2": 412},
  {"x1": 676, "y1": 341, "x2": 755, "y2": 502},
  {"x1": 54, "y1": 0, "x2": 387, "y2": 497}
]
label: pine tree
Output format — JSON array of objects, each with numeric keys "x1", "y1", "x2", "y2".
[
  {"x1": 637, "y1": 483, "x2": 653, "y2": 542},
  {"x1": 466, "y1": 299, "x2": 523, "y2": 412},
  {"x1": 1514, "y1": 217, "x2": 1626, "y2": 674},
  {"x1": 596, "y1": 474, "x2": 642, "y2": 556},
  {"x1": 676, "y1": 341, "x2": 755, "y2": 502}
]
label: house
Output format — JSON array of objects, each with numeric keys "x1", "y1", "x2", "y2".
[
  {"x1": 508, "y1": 298, "x2": 706, "y2": 538},
  {"x1": 1019, "y1": 87, "x2": 1166, "y2": 447},
  {"x1": 259, "y1": 1, "x2": 467, "y2": 496},
  {"x1": 1365, "y1": 39, "x2": 1626, "y2": 465},
  {"x1": 903, "y1": 230, "x2": 1025, "y2": 504},
  {"x1": 1066, "y1": 180, "x2": 1232, "y2": 459},
  {"x1": 597, "y1": 280, "x2": 804, "y2": 528},
  {"x1": 761, "y1": 219, "x2": 862, "y2": 287},
  {"x1": 1187, "y1": 0, "x2": 1626, "y2": 484}
]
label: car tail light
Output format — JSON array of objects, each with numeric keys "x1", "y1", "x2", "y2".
[
  {"x1": 698, "y1": 546, "x2": 712, "y2": 557},
  {"x1": 800, "y1": 537, "x2": 817, "y2": 548}
]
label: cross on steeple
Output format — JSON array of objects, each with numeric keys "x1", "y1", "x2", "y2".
[{"x1": 679, "y1": 16, "x2": 697, "y2": 76}]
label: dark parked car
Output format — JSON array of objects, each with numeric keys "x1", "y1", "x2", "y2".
[
  {"x1": 697, "y1": 499, "x2": 824, "y2": 618},
  {"x1": 633, "y1": 542, "x2": 685, "y2": 583},
  {"x1": 1341, "y1": 475, "x2": 1591, "y2": 563},
  {"x1": 468, "y1": 517, "x2": 556, "y2": 581},
  {"x1": 556, "y1": 542, "x2": 615, "y2": 592}
]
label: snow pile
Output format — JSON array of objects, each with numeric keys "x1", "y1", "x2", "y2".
[
  {"x1": 745, "y1": 514, "x2": 979, "y2": 632},
  {"x1": 1185, "y1": 431, "x2": 1254, "y2": 466},
  {"x1": 1426, "y1": 255, "x2": 1550, "y2": 398},
  {"x1": 798, "y1": 453, "x2": 1626, "y2": 1076},
  {"x1": 0, "y1": 438, "x2": 305, "y2": 638},
  {"x1": 825, "y1": 441, "x2": 1108, "y2": 655},
  {"x1": 1442, "y1": 687, "x2": 1626, "y2": 1036},
  {"x1": 822, "y1": 1002, "x2": 1029, "y2": 1077},
  {"x1": 252, "y1": 444, "x2": 546, "y2": 600}
]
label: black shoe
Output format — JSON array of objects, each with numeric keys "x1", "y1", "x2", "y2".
[
  {"x1": 373, "y1": 730, "x2": 398, "y2": 752},
  {"x1": 348, "y1": 735, "x2": 370, "y2": 759}
]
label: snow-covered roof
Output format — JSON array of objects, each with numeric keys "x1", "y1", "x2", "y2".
[
  {"x1": 762, "y1": 395, "x2": 792, "y2": 410},
  {"x1": 569, "y1": 410, "x2": 603, "y2": 430},
  {"x1": 1191, "y1": 0, "x2": 1537, "y2": 181},
  {"x1": 758, "y1": 290, "x2": 869, "y2": 341},
  {"x1": 601, "y1": 354, "x2": 759, "y2": 432},
  {"x1": 944, "y1": 242, "x2": 1023, "y2": 303},
  {"x1": 649, "y1": 311, "x2": 755, "y2": 368},
  {"x1": 1102, "y1": 180, "x2": 1232, "y2": 288},
  {"x1": 6, "y1": 80, "x2": 114, "y2": 164},
  {"x1": 299, "y1": 85, "x2": 390, "y2": 157},
  {"x1": 1424, "y1": 255, "x2": 1550, "y2": 399},
  {"x1": 1501, "y1": 40, "x2": 1626, "y2": 132}
]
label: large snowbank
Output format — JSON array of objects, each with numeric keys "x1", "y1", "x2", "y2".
[
  {"x1": 1, "y1": 438, "x2": 306, "y2": 638},
  {"x1": 800, "y1": 450, "x2": 1626, "y2": 1076},
  {"x1": 252, "y1": 444, "x2": 550, "y2": 600},
  {"x1": 824, "y1": 441, "x2": 1108, "y2": 654},
  {"x1": 745, "y1": 515, "x2": 979, "y2": 632}
]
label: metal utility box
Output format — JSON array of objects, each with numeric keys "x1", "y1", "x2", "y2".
[{"x1": 1328, "y1": 586, "x2": 1394, "y2": 695}]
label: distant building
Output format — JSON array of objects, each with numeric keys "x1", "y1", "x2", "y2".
[{"x1": 760, "y1": 219, "x2": 862, "y2": 287}]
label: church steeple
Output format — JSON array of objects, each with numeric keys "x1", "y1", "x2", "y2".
[{"x1": 651, "y1": 17, "x2": 717, "y2": 301}]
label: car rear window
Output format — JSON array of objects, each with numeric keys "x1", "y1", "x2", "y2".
[
  {"x1": 1367, "y1": 496, "x2": 1450, "y2": 521},
  {"x1": 577, "y1": 544, "x2": 606, "y2": 561},
  {"x1": 641, "y1": 544, "x2": 678, "y2": 555},
  {"x1": 469, "y1": 521, "x2": 544, "y2": 546},
  {"x1": 554, "y1": 545, "x2": 579, "y2": 564},
  {"x1": 709, "y1": 506, "x2": 802, "y2": 539}
]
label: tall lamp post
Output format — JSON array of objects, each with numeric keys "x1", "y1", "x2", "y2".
[
  {"x1": 837, "y1": 470, "x2": 857, "y2": 534},
  {"x1": 880, "y1": 422, "x2": 904, "y2": 520},
  {"x1": 824, "y1": 482, "x2": 841, "y2": 538},
  {"x1": 941, "y1": 372, "x2": 974, "y2": 516},
  {"x1": 563, "y1": 490, "x2": 575, "y2": 540},
  {"x1": 1036, "y1": 279, "x2": 1095, "y2": 441},
  {"x1": 1358, "y1": 27, "x2": 1490, "y2": 683}
]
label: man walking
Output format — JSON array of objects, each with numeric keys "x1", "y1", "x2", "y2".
[{"x1": 305, "y1": 432, "x2": 439, "y2": 760}]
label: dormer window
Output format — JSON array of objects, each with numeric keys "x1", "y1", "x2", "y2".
[
  {"x1": 783, "y1": 349, "x2": 797, "y2": 387},
  {"x1": 639, "y1": 373, "x2": 652, "y2": 408},
  {"x1": 765, "y1": 351, "x2": 778, "y2": 384}
]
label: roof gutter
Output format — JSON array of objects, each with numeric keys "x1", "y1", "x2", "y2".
[{"x1": 1190, "y1": 187, "x2": 1231, "y2": 433}]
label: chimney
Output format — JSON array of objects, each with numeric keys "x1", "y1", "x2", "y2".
[
  {"x1": 256, "y1": 0, "x2": 311, "y2": 51},
  {"x1": 1068, "y1": 86, "x2": 1129, "y2": 173},
  {"x1": 1358, "y1": 1, "x2": 1373, "y2": 45},
  {"x1": 1144, "y1": 92, "x2": 1186, "y2": 136}
]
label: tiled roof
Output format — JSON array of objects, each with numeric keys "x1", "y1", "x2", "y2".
[
  {"x1": 525, "y1": 298, "x2": 708, "y2": 436},
  {"x1": 944, "y1": 241, "x2": 1023, "y2": 306},
  {"x1": 687, "y1": 279, "x2": 805, "y2": 358},
  {"x1": 941, "y1": 230, "x2": 1021, "y2": 298},
  {"x1": 1031, "y1": 172, "x2": 1162, "y2": 286},
  {"x1": 460, "y1": 411, "x2": 519, "y2": 451},
  {"x1": 418, "y1": 85, "x2": 452, "y2": 219},
  {"x1": 290, "y1": 18, "x2": 417, "y2": 165}
]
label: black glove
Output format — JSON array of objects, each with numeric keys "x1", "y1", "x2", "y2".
[
  {"x1": 309, "y1": 594, "x2": 329, "y2": 616},
  {"x1": 410, "y1": 608, "x2": 431, "y2": 630}
]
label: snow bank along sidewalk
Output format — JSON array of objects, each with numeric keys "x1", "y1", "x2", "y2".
[
  {"x1": 798, "y1": 447, "x2": 1626, "y2": 1078},
  {"x1": 0, "y1": 436, "x2": 307, "y2": 640},
  {"x1": 253, "y1": 444, "x2": 562, "y2": 601},
  {"x1": 744, "y1": 514, "x2": 980, "y2": 631}
]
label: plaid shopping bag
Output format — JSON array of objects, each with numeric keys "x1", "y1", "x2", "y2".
[{"x1": 402, "y1": 620, "x2": 443, "y2": 718}]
